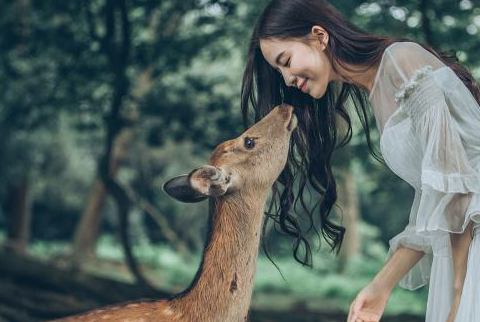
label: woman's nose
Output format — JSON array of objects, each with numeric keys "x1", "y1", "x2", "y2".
[{"x1": 283, "y1": 73, "x2": 297, "y2": 88}]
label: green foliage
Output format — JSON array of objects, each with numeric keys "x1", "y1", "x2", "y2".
[
  {"x1": 1, "y1": 0, "x2": 479, "y2": 316},
  {"x1": 1, "y1": 0, "x2": 479, "y2": 245},
  {"x1": 22, "y1": 232, "x2": 426, "y2": 316},
  {"x1": 29, "y1": 239, "x2": 70, "y2": 260}
]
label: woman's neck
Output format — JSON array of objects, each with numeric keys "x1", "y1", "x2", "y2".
[{"x1": 332, "y1": 62, "x2": 380, "y2": 93}]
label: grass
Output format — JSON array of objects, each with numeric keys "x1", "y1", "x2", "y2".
[{"x1": 17, "y1": 232, "x2": 428, "y2": 316}]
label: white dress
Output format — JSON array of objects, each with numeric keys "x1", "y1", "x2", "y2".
[{"x1": 368, "y1": 41, "x2": 480, "y2": 322}]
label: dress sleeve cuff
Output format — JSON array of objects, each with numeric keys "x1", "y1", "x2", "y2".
[{"x1": 386, "y1": 225, "x2": 433, "y2": 290}]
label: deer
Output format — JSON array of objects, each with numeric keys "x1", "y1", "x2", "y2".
[{"x1": 49, "y1": 104, "x2": 297, "y2": 322}]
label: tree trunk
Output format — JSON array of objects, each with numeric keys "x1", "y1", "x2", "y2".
[
  {"x1": 73, "y1": 0, "x2": 155, "y2": 289},
  {"x1": 72, "y1": 129, "x2": 132, "y2": 259},
  {"x1": 2, "y1": 0, "x2": 33, "y2": 257},
  {"x1": 337, "y1": 169, "x2": 361, "y2": 273},
  {"x1": 4, "y1": 177, "x2": 31, "y2": 254},
  {"x1": 419, "y1": 0, "x2": 433, "y2": 46},
  {"x1": 71, "y1": 179, "x2": 108, "y2": 258}
]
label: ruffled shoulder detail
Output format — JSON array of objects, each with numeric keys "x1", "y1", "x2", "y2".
[{"x1": 394, "y1": 65, "x2": 433, "y2": 103}]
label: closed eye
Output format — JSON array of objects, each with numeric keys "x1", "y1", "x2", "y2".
[{"x1": 275, "y1": 58, "x2": 290, "y2": 74}]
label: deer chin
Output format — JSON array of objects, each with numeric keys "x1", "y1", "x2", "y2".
[{"x1": 286, "y1": 113, "x2": 298, "y2": 132}]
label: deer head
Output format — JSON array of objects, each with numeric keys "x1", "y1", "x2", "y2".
[
  {"x1": 163, "y1": 104, "x2": 297, "y2": 203},
  {"x1": 46, "y1": 105, "x2": 297, "y2": 322}
]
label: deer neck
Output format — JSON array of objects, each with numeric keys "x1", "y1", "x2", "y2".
[{"x1": 173, "y1": 190, "x2": 268, "y2": 322}]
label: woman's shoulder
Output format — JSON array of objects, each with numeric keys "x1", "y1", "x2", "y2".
[
  {"x1": 378, "y1": 41, "x2": 427, "y2": 80},
  {"x1": 385, "y1": 41, "x2": 425, "y2": 58},
  {"x1": 381, "y1": 41, "x2": 445, "y2": 81}
]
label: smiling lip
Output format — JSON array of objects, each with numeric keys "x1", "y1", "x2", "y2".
[{"x1": 299, "y1": 79, "x2": 308, "y2": 93}]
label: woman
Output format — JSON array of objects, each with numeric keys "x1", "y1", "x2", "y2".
[{"x1": 240, "y1": 0, "x2": 480, "y2": 321}]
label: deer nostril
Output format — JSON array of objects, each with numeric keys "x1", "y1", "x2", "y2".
[{"x1": 278, "y1": 104, "x2": 294, "y2": 119}]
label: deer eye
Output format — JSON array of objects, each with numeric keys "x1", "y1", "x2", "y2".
[{"x1": 244, "y1": 137, "x2": 255, "y2": 150}]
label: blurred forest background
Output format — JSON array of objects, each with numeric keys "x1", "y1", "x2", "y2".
[{"x1": 1, "y1": 0, "x2": 479, "y2": 321}]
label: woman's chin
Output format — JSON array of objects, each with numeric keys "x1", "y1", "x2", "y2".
[
  {"x1": 310, "y1": 90, "x2": 324, "y2": 99},
  {"x1": 313, "y1": 86, "x2": 329, "y2": 99},
  {"x1": 304, "y1": 84, "x2": 325, "y2": 99}
]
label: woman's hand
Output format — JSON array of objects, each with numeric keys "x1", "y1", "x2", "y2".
[
  {"x1": 345, "y1": 246, "x2": 424, "y2": 322},
  {"x1": 445, "y1": 294, "x2": 461, "y2": 322},
  {"x1": 347, "y1": 281, "x2": 390, "y2": 322}
]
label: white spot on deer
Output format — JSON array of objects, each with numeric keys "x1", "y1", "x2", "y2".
[{"x1": 164, "y1": 306, "x2": 175, "y2": 316}]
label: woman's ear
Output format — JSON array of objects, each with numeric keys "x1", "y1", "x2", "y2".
[{"x1": 310, "y1": 25, "x2": 329, "y2": 51}]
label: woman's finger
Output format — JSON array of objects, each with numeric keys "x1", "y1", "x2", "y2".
[
  {"x1": 351, "y1": 297, "x2": 364, "y2": 321},
  {"x1": 347, "y1": 299, "x2": 355, "y2": 322},
  {"x1": 358, "y1": 311, "x2": 380, "y2": 322},
  {"x1": 352, "y1": 296, "x2": 364, "y2": 315}
]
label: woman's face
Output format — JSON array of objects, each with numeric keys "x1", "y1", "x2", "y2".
[{"x1": 260, "y1": 32, "x2": 337, "y2": 99}]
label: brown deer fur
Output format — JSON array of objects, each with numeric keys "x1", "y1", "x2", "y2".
[{"x1": 50, "y1": 104, "x2": 297, "y2": 322}]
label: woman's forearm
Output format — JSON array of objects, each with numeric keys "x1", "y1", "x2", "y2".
[
  {"x1": 444, "y1": 221, "x2": 474, "y2": 322},
  {"x1": 373, "y1": 220, "x2": 474, "y2": 296},
  {"x1": 450, "y1": 220, "x2": 474, "y2": 296},
  {"x1": 372, "y1": 245, "x2": 425, "y2": 292}
]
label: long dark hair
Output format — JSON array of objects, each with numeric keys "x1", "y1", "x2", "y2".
[{"x1": 241, "y1": 0, "x2": 480, "y2": 267}]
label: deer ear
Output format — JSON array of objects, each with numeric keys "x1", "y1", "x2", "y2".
[
  {"x1": 163, "y1": 174, "x2": 208, "y2": 203},
  {"x1": 189, "y1": 165, "x2": 234, "y2": 197}
]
